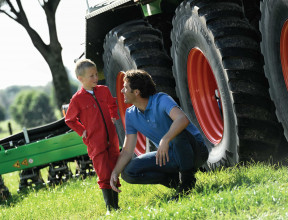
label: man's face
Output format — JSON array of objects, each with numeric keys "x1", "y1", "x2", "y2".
[
  {"x1": 121, "y1": 80, "x2": 136, "y2": 104},
  {"x1": 78, "y1": 66, "x2": 98, "y2": 90}
]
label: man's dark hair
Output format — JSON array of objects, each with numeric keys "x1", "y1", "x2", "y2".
[{"x1": 124, "y1": 69, "x2": 156, "y2": 98}]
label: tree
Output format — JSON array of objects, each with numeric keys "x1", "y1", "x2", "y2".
[
  {"x1": 0, "y1": 105, "x2": 5, "y2": 121},
  {"x1": 10, "y1": 90, "x2": 56, "y2": 128},
  {"x1": 0, "y1": 0, "x2": 71, "y2": 109}
]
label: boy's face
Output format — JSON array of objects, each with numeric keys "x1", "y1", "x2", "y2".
[{"x1": 78, "y1": 66, "x2": 98, "y2": 90}]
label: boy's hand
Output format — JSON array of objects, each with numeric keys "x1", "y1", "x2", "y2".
[
  {"x1": 82, "y1": 130, "x2": 87, "y2": 138},
  {"x1": 110, "y1": 172, "x2": 121, "y2": 193},
  {"x1": 111, "y1": 118, "x2": 117, "y2": 124}
]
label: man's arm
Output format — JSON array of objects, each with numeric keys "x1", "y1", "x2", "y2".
[
  {"x1": 110, "y1": 133, "x2": 137, "y2": 192},
  {"x1": 156, "y1": 106, "x2": 190, "y2": 166}
]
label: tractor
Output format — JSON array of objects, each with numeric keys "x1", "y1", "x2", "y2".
[{"x1": 84, "y1": 0, "x2": 288, "y2": 168}]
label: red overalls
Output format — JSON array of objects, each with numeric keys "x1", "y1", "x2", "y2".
[{"x1": 65, "y1": 86, "x2": 121, "y2": 189}]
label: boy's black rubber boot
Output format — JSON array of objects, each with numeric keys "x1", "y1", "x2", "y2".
[
  {"x1": 101, "y1": 189, "x2": 114, "y2": 214},
  {"x1": 112, "y1": 190, "x2": 120, "y2": 210}
]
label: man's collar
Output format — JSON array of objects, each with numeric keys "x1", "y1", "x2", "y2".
[
  {"x1": 136, "y1": 96, "x2": 152, "y2": 113},
  {"x1": 146, "y1": 95, "x2": 153, "y2": 110}
]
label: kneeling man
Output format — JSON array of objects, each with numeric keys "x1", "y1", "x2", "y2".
[{"x1": 110, "y1": 69, "x2": 208, "y2": 199}]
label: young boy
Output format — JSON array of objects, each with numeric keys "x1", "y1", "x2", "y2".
[{"x1": 65, "y1": 59, "x2": 121, "y2": 213}]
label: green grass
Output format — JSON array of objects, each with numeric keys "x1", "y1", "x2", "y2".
[{"x1": 1, "y1": 162, "x2": 288, "y2": 219}]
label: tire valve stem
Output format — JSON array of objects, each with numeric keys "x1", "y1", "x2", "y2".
[{"x1": 215, "y1": 90, "x2": 223, "y2": 119}]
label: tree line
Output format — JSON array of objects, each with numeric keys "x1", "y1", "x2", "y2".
[{"x1": 0, "y1": 82, "x2": 78, "y2": 129}]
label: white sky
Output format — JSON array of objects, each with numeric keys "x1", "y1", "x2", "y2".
[{"x1": 0, "y1": 0, "x2": 87, "y2": 90}]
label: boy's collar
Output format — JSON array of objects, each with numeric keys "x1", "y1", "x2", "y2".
[{"x1": 79, "y1": 86, "x2": 97, "y2": 94}]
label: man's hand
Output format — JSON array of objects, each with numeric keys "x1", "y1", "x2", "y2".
[
  {"x1": 110, "y1": 171, "x2": 121, "y2": 193},
  {"x1": 156, "y1": 138, "x2": 170, "y2": 166}
]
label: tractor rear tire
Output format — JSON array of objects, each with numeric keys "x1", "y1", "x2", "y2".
[
  {"x1": 260, "y1": 0, "x2": 288, "y2": 142},
  {"x1": 171, "y1": 0, "x2": 283, "y2": 169},
  {"x1": 103, "y1": 20, "x2": 176, "y2": 155}
]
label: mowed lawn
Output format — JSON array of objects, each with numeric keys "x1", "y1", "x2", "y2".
[{"x1": 1, "y1": 162, "x2": 288, "y2": 219}]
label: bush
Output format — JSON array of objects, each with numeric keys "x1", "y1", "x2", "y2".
[
  {"x1": 0, "y1": 105, "x2": 5, "y2": 121},
  {"x1": 10, "y1": 90, "x2": 56, "y2": 128}
]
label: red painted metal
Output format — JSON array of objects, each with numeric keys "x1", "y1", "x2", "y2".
[
  {"x1": 280, "y1": 20, "x2": 288, "y2": 91},
  {"x1": 116, "y1": 72, "x2": 146, "y2": 155},
  {"x1": 187, "y1": 48, "x2": 223, "y2": 144}
]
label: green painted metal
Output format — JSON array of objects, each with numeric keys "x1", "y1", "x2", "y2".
[
  {"x1": 141, "y1": 0, "x2": 162, "y2": 17},
  {"x1": 0, "y1": 131, "x2": 87, "y2": 175}
]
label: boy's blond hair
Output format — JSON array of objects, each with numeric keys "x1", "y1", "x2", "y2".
[{"x1": 75, "y1": 59, "x2": 97, "y2": 77}]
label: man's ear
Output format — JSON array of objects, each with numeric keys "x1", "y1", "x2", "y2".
[{"x1": 134, "y1": 89, "x2": 140, "y2": 96}]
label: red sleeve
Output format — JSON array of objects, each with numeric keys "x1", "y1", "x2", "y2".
[
  {"x1": 65, "y1": 97, "x2": 86, "y2": 137},
  {"x1": 105, "y1": 87, "x2": 119, "y2": 120}
]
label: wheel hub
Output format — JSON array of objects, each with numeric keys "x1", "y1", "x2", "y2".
[
  {"x1": 116, "y1": 72, "x2": 146, "y2": 155},
  {"x1": 187, "y1": 48, "x2": 224, "y2": 144}
]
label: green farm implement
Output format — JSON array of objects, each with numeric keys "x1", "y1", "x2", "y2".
[{"x1": 0, "y1": 118, "x2": 94, "y2": 200}]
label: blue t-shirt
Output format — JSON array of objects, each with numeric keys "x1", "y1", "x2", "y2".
[{"x1": 125, "y1": 93, "x2": 204, "y2": 147}]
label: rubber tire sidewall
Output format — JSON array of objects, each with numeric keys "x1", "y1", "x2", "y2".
[
  {"x1": 171, "y1": 10, "x2": 239, "y2": 166},
  {"x1": 104, "y1": 37, "x2": 137, "y2": 146},
  {"x1": 260, "y1": 0, "x2": 288, "y2": 140}
]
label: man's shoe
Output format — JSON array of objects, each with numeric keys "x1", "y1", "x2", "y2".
[
  {"x1": 169, "y1": 182, "x2": 195, "y2": 201},
  {"x1": 161, "y1": 173, "x2": 180, "y2": 189},
  {"x1": 170, "y1": 170, "x2": 196, "y2": 201}
]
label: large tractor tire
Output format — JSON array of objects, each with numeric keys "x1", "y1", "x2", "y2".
[
  {"x1": 260, "y1": 0, "x2": 288, "y2": 142},
  {"x1": 103, "y1": 20, "x2": 175, "y2": 155},
  {"x1": 171, "y1": 0, "x2": 283, "y2": 169}
]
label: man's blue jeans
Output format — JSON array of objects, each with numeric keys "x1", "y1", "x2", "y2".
[{"x1": 121, "y1": 130, "x2": 207, "y2": 185}]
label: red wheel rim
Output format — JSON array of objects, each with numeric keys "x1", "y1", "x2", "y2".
[
  {"x1": 280, "y1": 20, "x2": 288, "y2": 91},
  {"x1": 116, "y1": 72, "x2": 146, "y2": 155},
  {"x1": 187, "y1": 48, "x2": 223, "y2": 144}
]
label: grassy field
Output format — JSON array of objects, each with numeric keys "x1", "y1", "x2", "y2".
[{"x1": 1, "y1": 162, "x2": 288, "y2": 219}]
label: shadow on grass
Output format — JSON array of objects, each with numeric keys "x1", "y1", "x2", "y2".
[
  {"x1": 145, "y1": 161, "x2": 287, "y2": 204},
  {"x1": 195, "y1": 161, "x2": 285, "y2": 194},
  {"x1": 0, "y1": 182, "x2": 49, "y2": 207},
  {"x1": 0, "y1": 175, "x2": 96, "y2": 207}
]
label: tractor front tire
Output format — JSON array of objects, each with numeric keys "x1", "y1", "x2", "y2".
[{"x1": 103, "y1": 20, "x2": 176, "y2": 155}]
